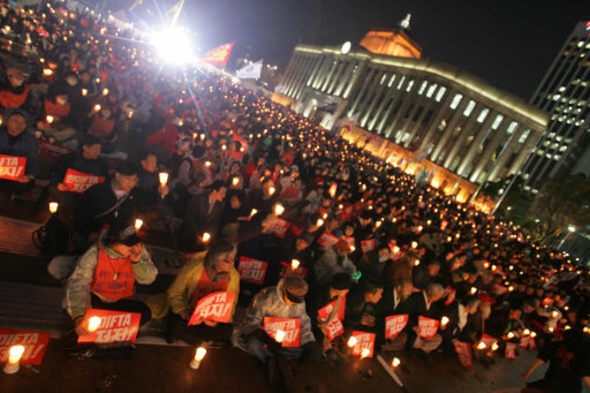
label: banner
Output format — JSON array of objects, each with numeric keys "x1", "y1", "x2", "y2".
[
  {"x1": 350, "y1": 331, "x2": 375, "y2": 358},
  {"x1": 77, "y1": 309, "x2": 141, "y2": 344},
  {"x1": 361, "y1": 239, "x2": 375, "y2": 253},
  {"x1": 0, "y1": 155, "x2": 26, "y2": 180},
  {"x1": 200, "y1": 42, "x2": 235, "y2": 66},
  {"x1": 418, "y1": 316, "x2": 439, "y2": 339},
  {"x1": 237, "y1": 256, "x2": 268, "y2": 285},
  {"x1": 263, "y1": 317, "x2": 301, "y2": 348},
  {"x1": 265, "y1": 216, "x2": 290, "y2": 238},
  {"x1": 454, "y1": 341, "x2": 473, "y2": 369},
  {"x1": 236, "y1": 60, "x2": 262, "y2": 80},
  {"x1": 385, "y1": 314, "x2": 408, "y2": 339},
  {"x1": 279, "y1": 261, "x2": 308, "y2": 279},
  {"x1": 189, "y1": 291, "x2": 235, "y2": 325},
  {"x1": 0, "y1": 329, "x2": 50, "y2": 365},
  {"x1": 318, "y1": 298, "x2": 346, "y2": 341},
  {"x1": 505, "y1": 342, "x2": 517, "y2": 359},
  {"x1": 62, "y1": 168, "x2": 105, "y2": 193},
  {"x1": 317, "y1": 232, "x2": 339, "y2": 247}
]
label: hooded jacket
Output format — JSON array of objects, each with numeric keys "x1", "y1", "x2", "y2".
[{"x1": 0, "y1": 108, "x2": 39, "y2": 176}]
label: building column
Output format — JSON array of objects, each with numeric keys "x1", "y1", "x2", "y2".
[
  {"x1": 285, "y1": 55, "x2": 307, "y2": 97},
  {"x1": 403, "y1": 94, "x2": 434, "y2": 148},
  {"x1": 469, "y1": 118, "x2": 510, "y2": 183},
  {"x1": 443, "y1": 103, "x2": 484, "y2": 168},
  {"x1": 359, "y1": 70, "x2": 387, "y2": 127},
  {"x1": 487, "y1": 126, "x2": 525, "y2": 181},
  {"x1": 333, "y1": 60, "x2": 356, "y2": 97},
  {"x1": 430, "y1": 97, "x2": 470, "y2": 162},
  {"x1": 417, "y1": 91, "x2": 455, "y2": 150},
  {"x1": 347, "y1": 67, "x2": 377, "y2": 116},
  {"x1": 507, "y1": 129, "x2": 539, "y2": 175},
  {"x1": 281, "y1": 53, "x2": 301, "y2": 95},
  {"x1": 456, "y1": 111, "x2": 497, "y2": 176},
  {"x1": 294, "y1": 56, "x2": 318, "y2": 99}
]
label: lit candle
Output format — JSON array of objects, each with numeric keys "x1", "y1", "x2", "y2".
[
  {"x1": 275, "y1": 330, "x2": 286, "y2": 343},
  {"x1": 159, "y1": 172, "x2": 169, "y2": 186},
  {"x1": 491, "y1": 342, "x2": 499, "y2": 351},
  {"x1": 411, "y1": 241, "x2": 418, "y2": 249},
  {"x1": 476, "y1": 341, "x2": 487, "y2": 350},
  {"x1": 268, "y1": 186, "x2": 276, "y2": 196},
  {"x1": 291, "y1": 259, "x2": 300, "y2": 270},
  {"x1": 393, "y1": 246, "x2": 400, "y2": 254},
  {"x1": 81, "y1": 88, "x2": 88, "y2": 96},
  {"x1": 134, "y1": 218, "x2": 144, "y2": 231},
  {"x1": 360, "y1": 348, "x2": 371, "y2": 359},
  {"x1": 273, "y1": 203, "x2": 285, "y2": 216},
  {"x1": 204, "y1": 161, "x2": 212, "y2": 168},
  {"x1": 49, "y1": 202, "x2": 59, "y2": 214},
  {"x1": 87, "y1": 316, "x2": 102, "y2": 332},
  {"x1": 470, "y1": 287, "x2": 477, "y2": 295},
  {"x1": 221, "y1": 144, "x2": 227, "y2": 151},
  {"x1": 190, "y1": 346, "x2": 207, "y2": 369},
  {"x1": 43, "y1": 68, "x2": 53, "y2": 76},
  {"x1": 316, "y1": 218, "x2": 324, "y2": 227},
  {"x1": 530, "y1": 331, "x2": 537, "y2": 338},
  {"x1": 46, "y1": 115, "x2": 54, "y2": 124},
  {"x1": 93, "y1": 104, "x2": 102, "y2": 112},
  {"x1": 441, "y1": 316, "x2": 449, "y2": 328},
  {"x1": 200, "y1": 133, "x2": 206, "y2": 141},
  {"x1": 201, "y1": 232, "x2": 211, "y2": 243},
  {"x1": 506, "y1": 331, "x2": 515, "y2": 339},
  {"x1": 249, "y1": 208, "x2": 258, "y2": 217},
  {"x1": 414, "y1": 259, "x2": 421, "y2": 266},
  {"x1": 232, "y1": 177, "x2": 240, "y2": 186},
  {"x1": 102, "y1": 88, "x2": 109, "y2": 96},
  {"x1": 391, "y1": 357, "x2": 401, "y2": 368},
  {"x1": 523, "y1": 329, "x2": 530, "y2": 336},
  {"x1": 347, "y1": 336, "x2": 358, "y2": 348},
  {"x1": 3, "y1": 345, "x2": 25, "y2": 374}
]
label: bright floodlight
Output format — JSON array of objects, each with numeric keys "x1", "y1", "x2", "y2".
[{"x1": 151, "y1": 26, "x2": 194, "y2": 64}]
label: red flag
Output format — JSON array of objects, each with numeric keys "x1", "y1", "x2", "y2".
[
  {"x1": 238, "y1": 256, "x2": 268, "y2": 285},
  {"x1": 361, "y1": 239, "x2": 375, "y2": 253},
  {"x1": 189, "y1": 291, "x2": 235, "y2": 325},
  {"x1": 264, "y1": 317, "x2": 301, "y2": 347},
  {"x1": 77, "y1": 309, "x2": 141, "y2": 344},
  {"x1": 0, "y1": 329, "x2": 50, "y2": 365},
  {"x1": 418, "y1": 316, "x2": 439, "y2": 338},
  {"x1": 385, "y1": 314, "x2": 408, "y2": 339},
  {"x1": 454, "y1": 341, "x2": 473, "y2": 369},
  {"x1": 200, "y1": 42, "x2": 235, "y2": 66}
]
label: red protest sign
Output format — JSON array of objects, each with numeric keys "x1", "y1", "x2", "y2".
[
  {"x1": 238, "y1": 256, "x2": 268, "y2": 285},
  {"x1": 351, "y1": 331, "x2": 376, "y2": 358},
  {"x1": 77, "y1": 309, "x2": 141, "y2": 344},
  {"x1": 418, "y1": 316, "x2": 440, "y2": 339},
  {"x1": 317, "y1": 231, "x2": 339, "y2": 247},
  {"x1": 62, "y1": 168, "x2": 105, "y2": 193},
  {"x1": 318, "y1": 298, "x2": 346, "y2": 341},
  {"x1": 280, "y1": 262, "x2": 308, "y2": 279},
  {"x1": 0, "y1": 329, "x2": 50, "y2": 365},
  {"x1": 342, "y1": 236, "x2": 356, "y2": 249},
  {"x1": 361, "y1": 239, "x2": 375, "y2": 253},
  {"x1": 264, "y1": 317, "x2": 301, "y2": 348},
  {"x1": 454, "y1": 341, "x2": 473, "y2": 369},
  {"x1": 189, "y1": 291, "x2": 235, "y2": 325},
  {"x1": 505, "y1": 342, "x2": 517, "y2": 359},
  {"x1": 0, "y1": 155, "x2": 26, "y2": 180},
  {"x1": 385, "y1": 314, "x2": 408, "y2": 339},
  {"x1": 481, "y1": 334, "x2": 497, "y2": 349},
  {"x1": 265, "y1": 216, "x2": 290, "y2": 238}
]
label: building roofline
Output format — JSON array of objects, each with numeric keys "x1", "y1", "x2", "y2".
[{"x1": 294, "y1": 44, "x2": 548, "y2": 129}]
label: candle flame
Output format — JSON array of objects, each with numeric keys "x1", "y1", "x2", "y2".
[
  {"x1": 49, "y1": 202, "x2": 59, "y2": 214},
  {"x1": 195, "y1": 346, "x2": 207, "y2": 361},
  {"x1": 275, "y1": 330, "x2": 286, "y2": 343},
  {"x1": 159, "y1": 172, "x2": 169, "y2": 186},
  {"x1": 391, "y1": 357, "x2": 401, "y2": 368},
  {"x1": 134, "y1": 218, "x2": 144, "y2": 231},
  {"x1": 8, "y1": 345, "x2": 25, "y2": 364},
  {"x1": 347, "y1": 336, "x2": 358, "y2": 348},
  {"x1": 88, "y1": 316, "x2": 102, "y2": 332}
]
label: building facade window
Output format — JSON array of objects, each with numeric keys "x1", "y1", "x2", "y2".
[
  {"x1": 463, "y1": 100, "x2": 476, "y2": 116},
  {"x1": 476, "y1": 108, "x2": 489, "y2": 123},
  {"x1": 450, "y1": 93, "x2": 463, "y2": 109},
  {"x1": 435, "y1": 86, "x2": 446, "y2": 102},
  {"x1": 491, "y1": 114, "x2": 504, "y2": 129}
]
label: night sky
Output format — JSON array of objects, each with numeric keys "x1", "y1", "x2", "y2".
[{"x1": 126, "y1": 0, "x2": 589, "y2": 100}]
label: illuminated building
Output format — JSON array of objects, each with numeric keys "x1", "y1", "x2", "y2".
[
  {"x1": 522, "y1": 21, "x2": 590, "y2": 189},
  {"x1": 276, "y1": 27, "x2": 547, "y2": 186}
]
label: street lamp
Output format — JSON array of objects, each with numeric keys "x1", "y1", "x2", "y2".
[{"x1": 558, "y1": 225, "x2": 576, "y2": 249}]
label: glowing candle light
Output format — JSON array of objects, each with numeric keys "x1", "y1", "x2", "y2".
[
  {"x1": 523, "y1": 329, "x2": 530, "y2": 336},
  {"x1": 491, "y1": 342, "x2": 499, "y2": 351},
  {"x1": 134, "y1": 218, "x2": 144, "y2": 231},
  {"x1": 4, "y1": 345, "x2": 25, "y2": 374},
  {"x1": 275, "y1": 330, "x2": 286, "y2": 343},
  {"x1": 102, "y1": 87, "x2": 109, "y2": 96},
  {"x1": 93, "y1": 104, "x2": 101, "y2": 112},
  {"x1": 49, "y1": 202, "x2": 59, "y2": 214},
  {"x1": 476, "y1": 341, "x2": 487, "y2": 350},
  {"x1": 43, "y1": 68, "x2": 53, "y2": 76},
  {"x1": 268, "y1": 186, "x2": 276, "y2": 196},
  {"x1": 470, "y1": 287, "x2": 477, "y2": 295},
  {"x1": 249, "y1": 208, "x2": 258, "y2": 217},
  {"x1": 414, "y1": 259, "x2": 421, "y2": 266},
  {"x1": 273, "y1": 203, "x2": 285, "y2": 216},
  {"x1": 232, "y1": 177, "x2": 240, "y2": 186},
  {"x1": 81, "y1": 88, "x2": 88, "y2": 96},
  {"x1": 441, "y1": 316, "x2": 449, "y2": 328},
  {"x1": 159, "y1": 172, "x2": 169, "y2": 186},
  {"x1": 87, "y1": 316, "x2": 102, "y2": 332},
  {"x1": 291, "y1": 259, "x2": 300, "y2": 270},
  {"x1": 411, "y1": 241, "x2": 418, "y2": 249},
  {"x1": 46, "y1": 115, "x2": 54, "y2": 124},
  {"x1": 391, "y1": 357, "x2": 401, "y2": 368},
  {"x1": 190, "y1": 346, "x2": 207, "y2": 369},
  {"x1": 316, "y1": 218, "x2": 324, "y2": 227},
  {"x1": 204, "y1": 161, "x2": 212, "y2": 168},
  {"x1": 360, "y1": 348, "x2": 371, "y2": 359},
  {"x1": 201, "y1": 232, "x2": 211, "y2": 243},
  {"x1": 506, "y1": 332, "x2": 515, "y2": 339}
]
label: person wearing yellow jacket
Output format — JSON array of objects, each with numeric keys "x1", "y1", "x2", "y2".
[{"x1": 164, "y1": 239, "x2": 240, "y2": 345}]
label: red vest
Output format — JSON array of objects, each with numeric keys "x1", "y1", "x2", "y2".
[
  {"x1": 190, "y1": 268, "x2": 229, "y2": 308},
  {"x1": 90, "y1": 244, "x2": 135, "y2": 302},
  {"x1": 88, "y1": 115, "x2": 115, "y2": 137},
  {"x1": 0, "y1": 85, "x2": 33, "y2": 109},
  {"x1": 45, "y1": 99, "x2": 71, "y2": 118}
]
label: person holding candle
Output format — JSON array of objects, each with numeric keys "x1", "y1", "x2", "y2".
[
  {"x1": 406, "y1": 282, "x2": 445, "y2": 359},
  {"x1": 178, "y1": 180, "x2": 227, "y2": 252},
  {"x1": 160, "y1": 239, "x2": 240, "y2": 345},
  {"x1": 63, "y1": 220, "x2": 158, "y2": 339},
  {"x1": 441, "y1": 295, "x2": 481, "y2": 351},
  {"x1": 0, "y1": 109, "x2": 39, "y2": 198},
  {"x1": 232, "y1": 276, "x2": 315, "y2": 377}
]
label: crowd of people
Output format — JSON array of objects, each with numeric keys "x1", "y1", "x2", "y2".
[{"x1": 1, "y1": 2, "x2": 589, "y2": 392}]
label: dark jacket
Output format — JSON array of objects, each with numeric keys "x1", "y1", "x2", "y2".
[
  {"x1": 0, "y1": 109, "x2": 39, "y2": 176},
  {"x1": 50, "y1": 151, "x2": 108, "y2": 186},
  {"x1": 179, "y1": 193, "x2": 226, "y2": 252}
]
